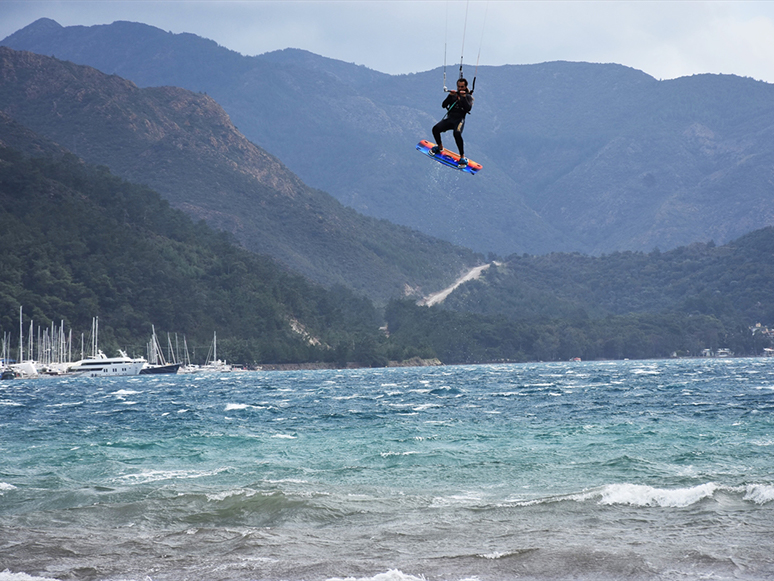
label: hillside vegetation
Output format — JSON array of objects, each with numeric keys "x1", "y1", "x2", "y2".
[
  {"x1": 0, "y1": 144, "x2": 411, "y2": 366},
  {"x1": 444, "y1": 236, "x2": 774, "y2": 324},
  {"x1": 2, "y1": 137, "x2": 772, "y2": 365},
  {"x1": 0, "y1": 46, "x2": 480, "y2": 303},
  {"x1": 383, "y1": 230, "x2": 774, "y2": 363}
]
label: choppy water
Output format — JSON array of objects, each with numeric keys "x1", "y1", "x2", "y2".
[{"x1": 1, "y1": 358, "x2": 773, "y2": 581}]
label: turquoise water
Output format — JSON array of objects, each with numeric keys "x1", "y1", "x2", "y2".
[{"x1": 1, "y1": 358, "x2": 773, "y2": 580}]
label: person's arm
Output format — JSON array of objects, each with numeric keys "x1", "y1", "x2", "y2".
[{"x1": 462, "y1": 93, "x2": 473, "y2": 113}]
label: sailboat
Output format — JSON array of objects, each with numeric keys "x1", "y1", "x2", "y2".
[
  {"x1": 177, "y1": 335, "x2": 200, "y2": 374},
  {"x1": 140, "y1": 326, "x2": 181, "y2": 374},
  {"x1": 1, "y1": 332, "x2": 17, "y2": 379},
  {"x1": 8, "y1": 307, "x2": 38, "y2": 378},
  {"x1": 199, "y1": 332, "x2": 232, "y2": 373}
]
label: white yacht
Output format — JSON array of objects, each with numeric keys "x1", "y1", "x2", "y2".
[{"x1": 68, "y1": 350, "x2": 146, "y2": 377}]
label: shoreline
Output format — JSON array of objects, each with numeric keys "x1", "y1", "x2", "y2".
[{"x1": 259, "y1": 357, "x2": 443, "y2": 371}]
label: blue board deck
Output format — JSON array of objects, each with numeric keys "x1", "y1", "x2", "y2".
[{"x1": 416, "y1": 140, "x2": 482, "y2": 174}]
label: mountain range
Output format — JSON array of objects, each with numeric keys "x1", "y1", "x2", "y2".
[
  {"x1": 0, "y1": 45, "x2": 479, "y2": 303},
  {"x1": 4, "y1": 18, "x2": 774, "y2": 256}
]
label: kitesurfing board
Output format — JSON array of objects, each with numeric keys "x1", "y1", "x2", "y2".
[{"x1": 416, "y1": 140, "x2": 482, "y2": 174}]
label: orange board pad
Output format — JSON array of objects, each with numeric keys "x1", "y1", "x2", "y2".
[{"x1": 416, "y1": 140, "x2": 482, "y2": 174}]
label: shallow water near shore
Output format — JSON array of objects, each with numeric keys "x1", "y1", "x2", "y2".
[{"x1": 1, "y1": 358, "x2": 773, "y2": 581}]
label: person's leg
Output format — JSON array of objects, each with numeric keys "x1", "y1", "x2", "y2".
[
  {"x1": 432, "y1": 118, "x2": 455, "y2": 153},
  {"x1": 453, "y1": 119, "x2": 466, "y2": 159},
  {"x1": 432, "y1": 122, "x2": 443, "y2": 148}
]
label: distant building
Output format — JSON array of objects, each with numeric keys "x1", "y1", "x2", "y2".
[{"x1": 701, "y1": 348, "x2": 734, "y2": 357}]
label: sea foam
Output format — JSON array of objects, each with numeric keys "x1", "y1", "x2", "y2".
[
  {"x1": 597, "y1": 483, "x2": 718, "y2": 507},
  {"x1": 0, "y1": 571, "x2": 61, "y2": 581},
  {"x1": 327, "y1": 570, "x2": 427, "y2": 581},
  {"x1": 744, "y1": 483, "x2": 774, "y2": 504},
  {"x1": 327, "y1": 571, "x2": 479, "y2": 581}
]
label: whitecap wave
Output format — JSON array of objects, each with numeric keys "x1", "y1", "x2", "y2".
[
  {"x1": 744, "y1": 483, "x2": 774, "y2": 504},
  {"x1": 206, "y1": 488, "x2": 257, "y2": 502},
  {"x1": 477, "y1": 549, "x2": 536, "y2": 560},
  {"x1": 412, "y1": 403, "x2": 440, "y2": 411},
  {"x1": 380, "y1": 450, "x2": 420, "y2": 457},
  {"x1": 478, "y1": 551, "x2": 510, "y2": 559},
  {"x1": 0, "y1": 570, "x2": 61, "y2": 581},
  {"x1": 597, "y1": 483, "x2": 718, "y2": 507},
  {"x1": 327, "y1": 570, "x2": 427, "y2": 581},
  {"x1": 430, "y1": 492, "x2": 483, "y2": 507},
  {"x1": 0, "y1": 400, "x2": 23, "y2": 407},
  {"x1": 505, "y1": 482, "x2": 774, "y2": 508},
  {"x1": 633, "y1": 368, "x2": 660, "y2": 375},
  {"x1": 114, "y1": 467, "x2": 228, "y2": 484}
]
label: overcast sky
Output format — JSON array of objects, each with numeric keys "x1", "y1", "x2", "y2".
[{"x1": 2, "y1": 1, "x2": 774, "y2": 83}]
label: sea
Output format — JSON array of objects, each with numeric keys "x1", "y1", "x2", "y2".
[{"x1": 1, "y1": 358, "x2": 773, "y2": 581}]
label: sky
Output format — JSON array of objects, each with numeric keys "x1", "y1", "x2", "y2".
[{"x1": 2, "y1": 1, "x2": 774, "y2": 83}]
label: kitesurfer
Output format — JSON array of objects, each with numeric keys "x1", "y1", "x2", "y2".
[{"x1": 431, "y1": 78, "x2": 474, "y2": 166}]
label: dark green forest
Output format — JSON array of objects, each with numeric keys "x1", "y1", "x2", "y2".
[
  {"x1": 0, "y1": 147, "x2": 407, "y2": 366},
  {"x1": 385, "y1": 230, "x2": 774, "y2": 363},
  {"x1": 385, "y1": 300, "x2": 747, "y2": 363},
  {"x1": 445, "y1": 238, "x2": 774, "y2": 325}
]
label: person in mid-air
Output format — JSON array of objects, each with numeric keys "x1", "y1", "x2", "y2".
[{"x1": 431, "y1": 77, "x2": 474, "y2": 166}]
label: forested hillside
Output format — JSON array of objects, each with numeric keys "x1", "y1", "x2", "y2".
[
  {"x1": 443, "y1": 233, "x2": 774, "y2": 325},
  {"x1": 0, "y1": 143, "x2": 413, "y2": 366},
  {"x1": 383, "y1": 230, "x2": 774, "y2": 363},
  {"x1": 2, "y1": 135, "x2": 772, "y2": 365},
  {"x1": 0, "y1": 46, "x2": 481, "y2": 303},
  {"x1": 385, "y1": 300, "x2": 732, "y2": 363}
]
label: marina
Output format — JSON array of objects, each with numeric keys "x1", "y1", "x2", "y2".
[{"x1": 1, "y1": 309, "x2": 230, "y2": 378}]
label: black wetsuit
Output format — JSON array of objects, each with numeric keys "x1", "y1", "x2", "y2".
[{"x1": 432, "y1": 91, "x2": 474, "y2": 157}]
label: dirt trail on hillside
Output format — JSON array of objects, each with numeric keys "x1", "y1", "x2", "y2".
[{"x1": 419, "y1": 263, "x2": 497, "y2": 306}]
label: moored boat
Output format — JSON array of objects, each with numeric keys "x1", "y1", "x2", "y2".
[
  {"x1": 140, "y1": 325, "x2": 180, "y2": 374},
  {"x1": 68, "y1": 350, "x2": 146, "y2": 377},
  {"x1": 140, "y1": 362, "x2": 181, "y2": 374},
  {"x1": 200, "y1": 331, "x2": 232, "y2": 373}
]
